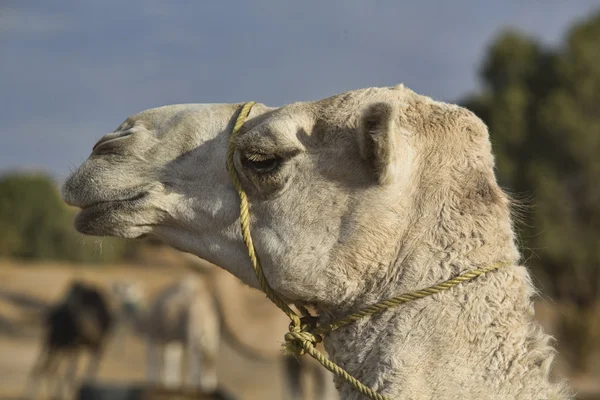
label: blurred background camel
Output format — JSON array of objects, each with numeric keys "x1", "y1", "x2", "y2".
[
  {"x1": 16, "y1": 255, "x2": 335, "y2": 399},
  {"x1": 111, "y1": 253, "x2": 337, "y2": 400},
  {"x1": 24, "y1": 281, "x2": 113, "y2": 400}
]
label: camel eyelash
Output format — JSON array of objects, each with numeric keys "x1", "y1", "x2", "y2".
[
  {"x1": 240, "y1": 152, "x2": 283, "y2": 175},
  {"x1": 244, "y1": 153, "x2": 276, "y2": 162}
]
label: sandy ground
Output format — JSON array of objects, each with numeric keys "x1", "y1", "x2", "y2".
[
  {"x1": 0, "y1": 259, "x2": 296, "y2": 400},
  {"x1": 1, "y1": 257, "x2": 599, "y2": 400}
]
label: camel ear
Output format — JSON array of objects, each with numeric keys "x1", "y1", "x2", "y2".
[{"x1": 357, "y1": 102, "x2": 400, "y2": 185}]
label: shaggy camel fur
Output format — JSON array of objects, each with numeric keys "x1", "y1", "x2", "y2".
[
  {"x1": 63, "y1": 84, "x2": 572, "y2": 399},
  {"x1": 112, "y1": 261, "x2": 337, "y2": 400}
]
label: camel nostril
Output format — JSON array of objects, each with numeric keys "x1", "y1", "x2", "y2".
[{"x1": 92, "y1": 130, "x2": 134, "y2": 152}]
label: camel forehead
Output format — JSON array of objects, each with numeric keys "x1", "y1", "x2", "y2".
[
  {"x1": 305, "y1": 84, "x2": 434, "y2": 133},
  {"x1": 245, "y1": 103, "x2": 315, "y2": 141},
  {"x1": 119, "y1": 85, "x2": 443, "y2": 131},
  {"x1": 312, "y1": 84, "x2": 412, "y2": 111},
  {"x1": 117, "y1": 103, "x2": 239, "y2": 134},
  {"x1": 311, "y1": 84, "x2": 487, "y2": 140},
  {"x1": 111, "y1": 84, "x2": 471, "y2": 146},
  {"x1": 241, "y1": 87, "x2": 406, "y2": 141}
]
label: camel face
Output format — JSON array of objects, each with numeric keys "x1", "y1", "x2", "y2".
[
  {"x1": 63, "y1": 85, "x2": 507, "y2": 306},
  {"x1": 63, "y1": 103, "x2": 242, "y2": 237},
  {"x1": 62, "y1": 102, "x2": 276, "y2": 286}
]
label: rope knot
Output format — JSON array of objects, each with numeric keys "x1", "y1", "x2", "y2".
[{"x1": 283, "y1": 316, "x2": 322, "y2": 356}]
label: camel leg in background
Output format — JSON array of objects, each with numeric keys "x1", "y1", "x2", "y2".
[
  {"x1": 186, "y1": 302, "x2": 219, "y2": 393},
  {"x1": 145, "y1": 337, "x2": 163, "y2": 386},
  {"x1": 47, "y1": 354, "x2": 66, "y2": 400},
  {"x1": 185, "y1": 336, "x2": 218, "y2": 392},
  {"x1": 23, "y1": 346, "x2": 47, "y2": 400},
  {"x1": 163, "y1": 342, "x2": 183, "y2": 389},
  {"x1": 283, "y1": 356, "x2": 304, "y2": 400},
  {"x1": 82, "y1": 346, "x2": 104, "y2": 383},
  {"x1": 24, "y1": 346, "x2": 60, "y2": 400},
  {"x1": 112, "y1": 318, "x2": 128, "y2": 358},
  {"x1": 52, "y1": 351, "x2": 79, "y2": 400}
]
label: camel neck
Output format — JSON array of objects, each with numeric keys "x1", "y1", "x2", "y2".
[
  {"x1": 320, "y1": 265, "x2": 569, "y2": 400},
  {"x1": 123, "y1": 303, "x2": 148, "y2": 336}
]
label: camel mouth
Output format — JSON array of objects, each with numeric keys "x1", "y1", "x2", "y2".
[
  {"x1": 78, "y1": 191, "x2": 149, "y2": 211},
  {"x1": 73, "y1": 191, "x2": 153, "y2": 238},
  {"x1": 62, "y1": 179, "x2": 152, "y2": 209}
]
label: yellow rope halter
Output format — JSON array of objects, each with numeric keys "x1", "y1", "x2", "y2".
[{"x1": 226, "y1": 101, "x2": 507, "y2": 400}]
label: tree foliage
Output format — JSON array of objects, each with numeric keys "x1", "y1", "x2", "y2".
[
  {"x1": 462, "y1": 12, "x2": 600, "y2": 371},
  {"x1": 0, "y1": 172, "x2": 132, "y2": 263},
  {"x1": 462, "y1": 12, "x2": 600, "y2": 304}
]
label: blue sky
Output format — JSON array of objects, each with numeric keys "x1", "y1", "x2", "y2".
[{"x1": 2, "y1": 1, "x2": 598, "y2": 181}]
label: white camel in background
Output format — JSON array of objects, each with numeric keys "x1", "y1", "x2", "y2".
[
  {"x1": 111, "y1": 258, "x2": 337, "y2": 400},
  {"x1": 111, "y1": 276, "x2": 219, "y2": 392},
  {"x1": 63, "y1": 84, "x2": 573, "y2": 399}
]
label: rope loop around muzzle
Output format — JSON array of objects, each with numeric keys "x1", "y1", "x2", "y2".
[{"x1": 223, "y1": 101, "x2": 508, "y2": 400}]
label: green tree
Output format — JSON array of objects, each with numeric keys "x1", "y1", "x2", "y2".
[
  {"x1": 461, "y1": 12, "x2": 600, "y2": 371},
  {"x1": 0, "y1": 172, "x2": 131, "y2": 263}
]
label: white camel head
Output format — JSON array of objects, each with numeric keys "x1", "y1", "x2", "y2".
[
  {"x1": 62, "y1": 84, "x2": 519, "y2": 311},
  {"x1": 110, "y1": 280, "x2": 146, "y2": 320}
]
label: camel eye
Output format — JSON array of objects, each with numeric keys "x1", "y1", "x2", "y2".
[{"x1": 242, "y1": 153, "x2": 281, "y2": 174}]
